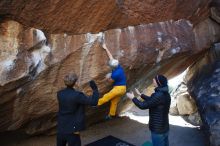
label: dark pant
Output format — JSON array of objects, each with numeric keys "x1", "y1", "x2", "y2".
[
  {"x1": 151, "y1": 131, "x2": 169, "y2": 146},
  {"x1": 57, "y1": 133, "x2": 81, "y2": 146}
]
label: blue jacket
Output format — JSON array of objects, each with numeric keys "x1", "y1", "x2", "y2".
[
  {"x1": 111, "y1": 65, "x2": 126, "y2": 86},
  {"x1": 57, "y1": 87, "x2": 99, "y2": 134}
]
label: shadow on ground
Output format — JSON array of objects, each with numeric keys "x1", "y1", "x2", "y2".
[{"x1": 0, "y1": 116, "x2": 206, "y2": 146}]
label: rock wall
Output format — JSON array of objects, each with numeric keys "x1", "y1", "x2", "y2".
[
  {"x1": 170, "y1": 82, "x2": 198, "y2": 116},
  {"x1": 0, "y1": 17, "x2": 219, "y2": 135},
  {"x1": 210, "y1": 0, "x2": 220, "y2": 24},
  {"x1": 0, "y1": 0, "x2": 220, "y2": 136},
  {"x1": 0, "y1": 0, "x2": 210, "y2": 33},
  {"x1": 169, "y1": 76, "x2": 202, "y2": 126},
  {"x1": 186, "y1": 43, "x2": 220, "y2": 146}
]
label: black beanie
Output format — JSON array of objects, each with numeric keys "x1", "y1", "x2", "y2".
[{"x1": 155, "y1": 75, "x2": 168, "y2": 87}]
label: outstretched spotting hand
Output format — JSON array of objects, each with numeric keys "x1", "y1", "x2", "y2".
[
  {"x1": 126, "y1": 92, "x2": 135, "y2": 100},
  {"x1": 134, "y1": 88, "x2": 141, "y2": 96}
]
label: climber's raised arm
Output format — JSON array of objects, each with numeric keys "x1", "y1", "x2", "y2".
[
  {"x1": 102, "y1": 43, "x2": 114, "y2": 60},
  {"x1": 98, "y1": 42, "x2": 127, "y2": 120}
]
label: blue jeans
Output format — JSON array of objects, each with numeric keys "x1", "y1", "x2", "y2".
[{"x1": 151, "y1": 131, "x2": 169, "y2": 146}]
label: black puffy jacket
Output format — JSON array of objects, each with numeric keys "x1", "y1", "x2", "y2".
[
  {"x1": 132, "y1": 86, "x2": 171, "y2": 134},
  {"x1": 57, "y1": 87, "x2": 99, "y2": 134}
]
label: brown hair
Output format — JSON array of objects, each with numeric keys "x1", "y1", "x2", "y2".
[{"x1": 64, "y1": 73, "x2": 78, "y2": 87}]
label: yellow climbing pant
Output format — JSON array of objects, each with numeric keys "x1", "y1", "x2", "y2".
[{"x1": 98, "y1": 86, "x2": 126, "y2": 116}]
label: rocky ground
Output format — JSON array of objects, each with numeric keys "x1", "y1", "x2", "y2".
[{"x1": 0, "y1": 106, "x2": 206, "y2": 146}]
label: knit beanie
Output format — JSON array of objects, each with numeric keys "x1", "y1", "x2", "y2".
[{"x1": 155, "y1": 75, "x2": 168, "y2": 87}]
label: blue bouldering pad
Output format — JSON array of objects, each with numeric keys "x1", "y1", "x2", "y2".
[{"x1": 142, "y1": 141, "x2": 152, "y2": 146}]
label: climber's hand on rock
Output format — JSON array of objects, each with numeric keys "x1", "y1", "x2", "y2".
[
  {"x1": 105, "y1": 73, "x2": 114, "y2": 83},
  {"x1": 89, "y1": 80, "x2": 98, "y2": 90},
  {"x1": 102, "y1": 43, "x2": 107, "y2": 50},
  {"x1": 105, "y1": 73, "x2": 112, "y2": 79},
  {"x1": 126, "y1": 92, "x2": 135, "y2": 100},
  {"x1": 134, "y1": 88, "x2": 141, "y2": 96}
]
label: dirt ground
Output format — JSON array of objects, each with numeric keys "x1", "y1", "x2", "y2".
[{"x1": 0, "y1": 106, "x2": 206, "y2": 146}]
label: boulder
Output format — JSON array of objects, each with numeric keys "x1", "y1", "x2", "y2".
[
  {"x1": 0, "y1": 1, "x2": 220, "y2": 135},
  {"x1": 182, "y1": 112, "x2": 202, "y2": 126},
  {"x1": 186, "y1": 43, "x2": 220, "y2": 146},
  {"x1": 0, "y1": 17, "x2": 220, "y2": 135},
  {"x1": 0, "y1": 19, "x2": 195, "y2": 134},
  {"x1": 210, "y1": 0, "x2": 220, "y2": 24},
  {"x1": 0, "y1": 0, "x2": 210, "y2": 33},
  {"x1": 176, "y1": 93, "x2": 197, "y2": 115},
  {"x1": 169, "y1": 82, "x2": 197, "y2": 116}
]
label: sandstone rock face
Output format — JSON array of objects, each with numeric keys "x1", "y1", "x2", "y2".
[
  {"x1": 0, "y1": 19, "x2": 190, "y2": 134},
  {"x1": 0, "y1": 0, "x2": 210, "y2": 33},
  {"x1": 0, "y1": 18, "x2": 219, "y2": 135},
  {"x1": 182, "y1": 112, "x2": 203, "y2": 126},
  {"x1": 169, "y1": 80, "x2": 202, "y2": 126},
  {"x1": 177, "y1": 96, "x2": 197, "y2": 115},
  {"x1": 186, "y1": 43, "x2": 220, "y2": 146},
  {"x1": 0, "y1": 0, "x2": 220, "y2": 133},
  {"x1": 170, "y1": 83, "x2": 197, "y2": 116},
  {"x1": 194, "y1": 19, "x2": 220, "y2": 52},
  {"x1": 210, "y1": 0, "x2": 220, "y2": 24}
]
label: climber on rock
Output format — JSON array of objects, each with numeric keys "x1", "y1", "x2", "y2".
[
  {"x1": 57, "y1": 73, "x2": 99, "y2": 146},
  {"x1": 98, "y1": 42, "x2": 127, "y2": 120}
]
